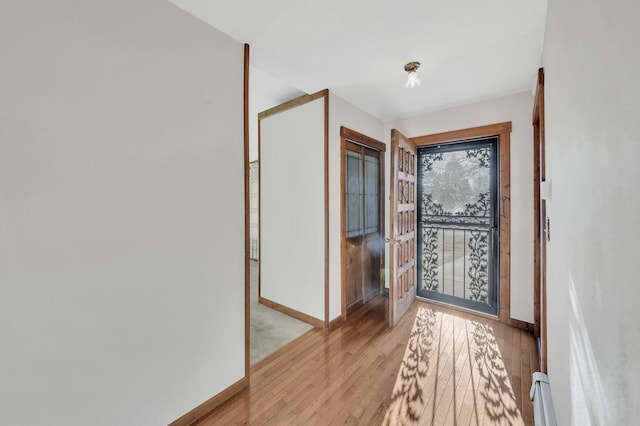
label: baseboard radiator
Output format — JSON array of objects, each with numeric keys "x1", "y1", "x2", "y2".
[{"x1": 530, "y1": 372, "x2": 557, "y2": 426}]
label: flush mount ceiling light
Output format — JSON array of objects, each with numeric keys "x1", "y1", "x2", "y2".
[{"x1": 404, "y1": 61, "x2": 422, "y2": 88}]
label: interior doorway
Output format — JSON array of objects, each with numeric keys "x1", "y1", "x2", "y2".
[
  {"x1": 248, "y1": 160, "x2": 313, "y2": 365},
  {"x1": 341, "y1": 127, "x2": 386, "y2": 318},
  {"x1": 416, "y1": 137, "x2": 500, "y2": 315}
]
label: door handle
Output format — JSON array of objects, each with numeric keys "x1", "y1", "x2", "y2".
[
  {"x1": 500, "y1": 195, "x2": 509, "y2": 218},
  {"x1": 385, "y1": 237, "x2": 400, "y2": 245}
]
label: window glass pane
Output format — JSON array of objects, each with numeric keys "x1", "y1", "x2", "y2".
[
  {"x1": 421, "y1": 147, "x2": 492, "y2": 224},
  {"x1": 364, "y1": 155, "x2": 379, "y2": 233},
  {"x1": 346, "y1": 151, "x2": 362, "y2": 237}
]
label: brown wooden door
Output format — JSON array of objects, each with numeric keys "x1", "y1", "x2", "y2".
[
  {"x1": 345, "y1": 141, "x2": 383, "y2": 313},
  {"x1": 389, "y1": 129, "x2": 417, "y2": 327}
]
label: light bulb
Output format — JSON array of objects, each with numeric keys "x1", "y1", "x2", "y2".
[{"x1": 405, "y1": 71, "x2": 422, "y2": 88}]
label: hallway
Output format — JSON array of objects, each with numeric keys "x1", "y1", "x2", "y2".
[{"x1": 201, "y1": 297, "x2": 538, "y2": 425}]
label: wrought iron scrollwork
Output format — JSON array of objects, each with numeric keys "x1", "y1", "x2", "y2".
[
  {"x1": 422, "y1": 193, "x2": 444, "y2": 216},
  {"x1": 420, "y1": 227, "x2": 440, "y2": 291},
  {"x1": 417, "y1": 140, "x2": 497, "y2": 314},
  {"x1": 463, "y1": 191, "x2": 491, "y2": 217},
  {"x1": 420, "y1": 152, "x2": 444, "y2": 172},
  {"x1": 465, "y1": 147, "x2": 491, "y2": 168},
  {"x1": 467, "y1": 230, "x2": 489, "y2": 302}
]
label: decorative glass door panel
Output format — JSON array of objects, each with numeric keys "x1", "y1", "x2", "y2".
[
  {"x1": 417, "y1": 137, "x2": 499, "y2": 315},
  {"x1": 346, "y1": 151, "x2": 363, "y2": 238},
  {"x1": 345, "y1": 143, "x2": 383, "y2": 313}
]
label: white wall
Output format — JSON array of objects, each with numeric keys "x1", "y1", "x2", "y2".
[
  {"x1": 0, "y1": 1, "x2": 245, "y2": 424},
  {"x1": 249, "y1": 67, "x2": 303, "y2": 161},
  {"x1": 384, "y1": 92, "x2": 535, "y2": 323},
  {"x1": 260, "y1": 97, "x2": 326, "y2": 321},
  {"x1": 543, "y1": 0, "x2": 640, "y2": 423},
  {"x1": 328, "y1": 92, "x2": 385, "y2": 320}
]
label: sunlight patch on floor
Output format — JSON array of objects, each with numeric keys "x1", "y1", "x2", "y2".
[{"x1": 384, "y1": 307, "x2": 524, "y2": 425}]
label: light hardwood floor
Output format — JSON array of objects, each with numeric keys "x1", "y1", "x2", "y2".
[{"x1": 198, "y1": 297, "x2": 538, "y2": 425}]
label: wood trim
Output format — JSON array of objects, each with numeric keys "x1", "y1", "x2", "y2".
[
  {"x1": 259, "y1": 296, "x2": 325, "y2": 329},
  {"x1": 323, "y1": 90, "x2": 330, "y2": 330},
  {"x1": 346, "y1": 298, "x2": 364, "y2": 315},
  {"x1": 509, "y1": 317, "x2": 535, "y2": 332},
  {"x1": 341, "y1": 126, "x2": 387, "y2": 152},
  {"x1": 243, "y1": 43, "x2": 250, "y2": 382},
  {"x1": 169, "y1": 377, "x2": 247, "y2": 426},
  {"x1": 379, "y1": 152, "x2": 386, "y2": 292},
  {"x1": 498, "y1": 131, "x2": 511, "y2": 325},
  {"x1": 410, "y1": 122, "x2": 517, "y2": 328},
  {"x1": 258, "y1": 90, "x2": 328, "y2": 120},
  {"x1": 532, "y1": 67, "x2": 548, "y2": 372},
  {"x1": 339, "y1": 126, "x2": 386, "y2": 321},
  {"x1": 388, "y1": 131, "x2": 397, "y2": 327},
  {"x1": 411, "y1": 122, "x2": 512, "y2": 147},
  {"x1": 540, "y1": 70, "x2": 548, "y2": 372},
  {"x1": 328, "y1": 315, "x2": 345, "y2": 330},
  {"x1": 257, "y1": 119, "x2": 262, "y2": 300},
  {"x1": 533, "y1": 123, "x2": 541, "y2": 341},
  {"x1": 340, "y1": 133, "x2": 347, "y2": 321},
  {"x1": 533, "y1": 68, "x2": 544, "y2": 123}
]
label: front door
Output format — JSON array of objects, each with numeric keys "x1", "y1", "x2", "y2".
[
  {"x1": 344, "y1": 141, "x2": 383, "y2": 313},
  {"x1": 417, "y1": 137, "x2": 499, "y2": 315},
  {"x1": 389, "y1": 129, "x2": 417, "y2": 327}
]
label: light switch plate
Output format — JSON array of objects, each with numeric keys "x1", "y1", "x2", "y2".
[{"x1": 541, "y1": 180, "x2": 552, "y2": 200}]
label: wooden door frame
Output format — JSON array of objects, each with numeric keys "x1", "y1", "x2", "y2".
[
  {"x1": 340, "y1": 126, "x2": 386, "y2": 320},
  {"x1": 412, "y1": 122, "x2": 531, "y2": 330},
  {"x1": 533, "y1": 67, "x2": 548, "y2": 372}
]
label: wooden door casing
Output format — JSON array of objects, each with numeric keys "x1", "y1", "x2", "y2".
[
  {"x1": 533, "y1": 67, "x2": 548, "y2": 372},
  {"x1": 389, "y1": 129, "x2": 417, "y2": 327}
]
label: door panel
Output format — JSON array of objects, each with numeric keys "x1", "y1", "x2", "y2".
[
  {"x1": 364, "y1": 155, "x2": 380, "y2": 233},
  {"x1": 345, "y1": 151, "x2": 363, "y2": 238},
  {"x1": 389, "y1": 129, "x2": 417, "y2": 327},
  {"x1": 363, "y1": 153, "x2": 381, "y2": 303},
  {"x1": 345, "y1": 142, "x2": 382, "y2": 314},
  {"x1": 363, "y1": 235, "x2": 381, "y2": 302},
  {"x1": 345, "y1": 237, "x2": 364, "y2": 309},
  {"x1": 417, "y1": 138, "x2": 499, "y2": 315}
]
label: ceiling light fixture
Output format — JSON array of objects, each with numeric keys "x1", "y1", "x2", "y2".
[{"x1": 404, "y1": 61, "x2": 422, "y2": 88}]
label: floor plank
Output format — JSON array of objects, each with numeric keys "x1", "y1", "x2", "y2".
[{"x1": 197, "y1": 297, "x2": 539, "y2": 425}]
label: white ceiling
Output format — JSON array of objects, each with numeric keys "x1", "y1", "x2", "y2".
[{"x1": 168, "y1": 0, "x2": 548, "y2": 121}]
